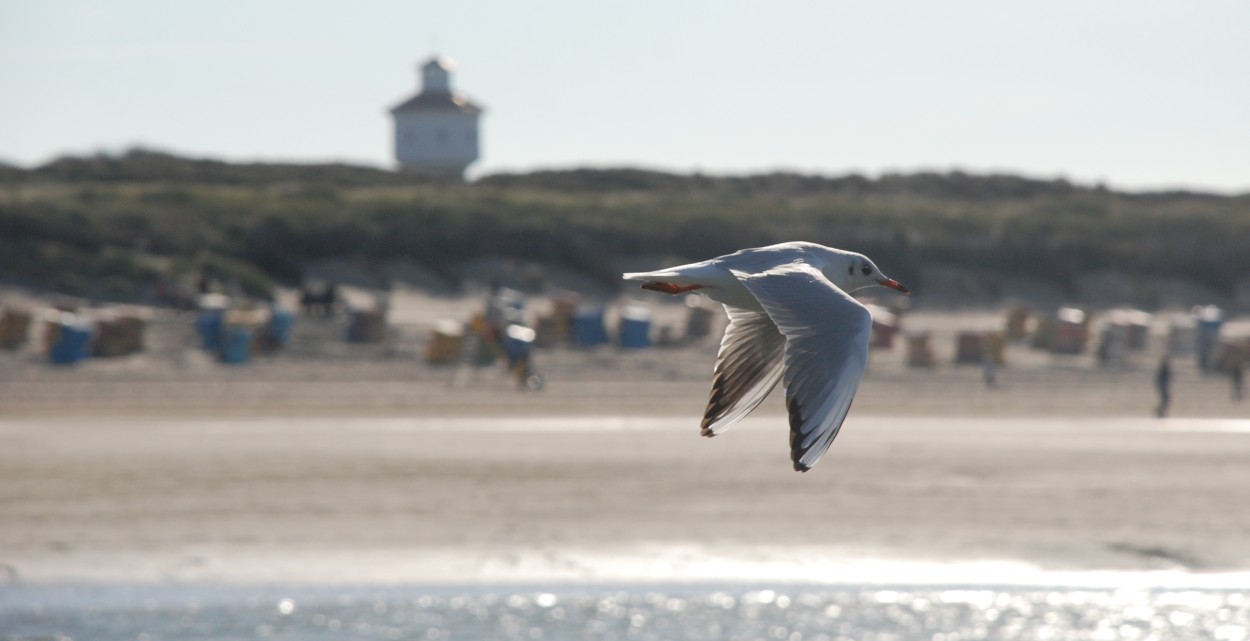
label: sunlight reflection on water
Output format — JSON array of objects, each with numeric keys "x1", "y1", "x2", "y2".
[{"x1": 3, "y1": 583, "x2": 1248, "y2": 641}]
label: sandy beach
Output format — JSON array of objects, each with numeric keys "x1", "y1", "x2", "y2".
[{"x1": 2, "y1": 290, "x2": 1250, "y2": 586}]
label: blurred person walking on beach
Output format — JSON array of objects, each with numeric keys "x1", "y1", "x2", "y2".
[
  {"x1": 981, "y1": 353, "x2": 998, "y2": 389},
  {"x1": 1155, "y1": 357, "x2": 1172, "y2": 417}
]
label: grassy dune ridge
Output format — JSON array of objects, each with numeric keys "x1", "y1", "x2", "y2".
[{"x1": 2, "y1": 150, "x2": 1248, "y2": 305}]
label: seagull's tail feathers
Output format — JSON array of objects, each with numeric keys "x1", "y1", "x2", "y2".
[{"x1": 623, "y1": 269, "x2": 686, "y2": 283}]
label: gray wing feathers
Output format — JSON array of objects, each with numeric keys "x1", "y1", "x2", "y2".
[
  {"x1": 732, "y1": 264, "x2": 872, "y2": 472},
  {"x1": 700, "y1": 306, "x2": 786, "y2": 436}
]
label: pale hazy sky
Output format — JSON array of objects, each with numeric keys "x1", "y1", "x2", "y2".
[{"x1": 2, "y1": 1, "x2": 1248, "y2": 192}]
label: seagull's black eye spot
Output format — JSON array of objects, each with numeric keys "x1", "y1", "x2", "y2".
[
  {"x1": 861, "y1": 264, "x2": 872, "y2": 276},
  {"x1": 847, "y1": 265, "x2": 854, "y2": 276}
]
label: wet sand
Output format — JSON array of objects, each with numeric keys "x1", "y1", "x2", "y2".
[{"x1": 3, "y1": 411, "x2": 1249, "y2": 584}]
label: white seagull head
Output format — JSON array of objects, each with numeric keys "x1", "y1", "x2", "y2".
[{"x1": 813, "y1": 246, "x2": 911, "y2": 295}]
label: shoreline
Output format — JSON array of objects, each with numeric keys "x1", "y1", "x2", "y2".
[{"x1": 8, "y1": 548, "x2": 1250, "y2": 591}]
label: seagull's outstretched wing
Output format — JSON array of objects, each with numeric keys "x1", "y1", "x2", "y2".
[
  {"x1": 700, "y1": 305, "x2": 786, "y2": 436},
  {"x1": 732, "y1": 263, "x2": 872, "y2": 472}
]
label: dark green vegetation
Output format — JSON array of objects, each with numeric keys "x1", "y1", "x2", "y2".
[{"x1": 2, "y1": 149, "x2": 1248, "y2": 306}]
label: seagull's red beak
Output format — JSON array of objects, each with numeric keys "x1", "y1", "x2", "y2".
[{"x1": 878, "y1": 278, "x2": 910, "y2": 295}]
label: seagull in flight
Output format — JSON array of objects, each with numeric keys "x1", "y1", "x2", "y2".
[{"x1": 623, "y1": 242, "x2": 910, "y2": 472}]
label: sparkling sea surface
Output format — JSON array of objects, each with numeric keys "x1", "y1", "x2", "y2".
[{"x1": 3, "y1": 583, "x2": 1249, "y2": 641}]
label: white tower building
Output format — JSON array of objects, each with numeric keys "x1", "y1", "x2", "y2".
[{"x1": 390, "y1": 55, "x2": 484, "y2": 179}]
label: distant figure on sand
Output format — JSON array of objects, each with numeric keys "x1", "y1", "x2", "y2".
[
  {"x1": 982, "y1": 353, "x2": 998, "y2": 389},
  {"x1": 1155, "y1": 357, "x2": 1172, "y2": 418},
  {"x1": 299, "y1": 282, "x2": 340, "y2": 317}
]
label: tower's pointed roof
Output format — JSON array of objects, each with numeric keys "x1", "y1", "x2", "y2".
[{"x1": 391, "y1": 54, "x2": 483, "y2": 115}]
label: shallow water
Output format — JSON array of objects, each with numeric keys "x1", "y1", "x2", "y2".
[{"x1": 4, "y1": 583, "x2": 1248, "y2": 641}]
